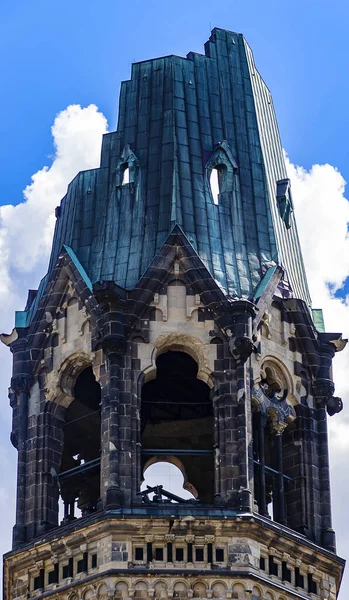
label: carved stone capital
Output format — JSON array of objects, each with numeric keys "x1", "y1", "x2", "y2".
[
  {"x1": 313, "y1": 378, "x2": 335, "y2": 399},
  {"x1": 11, "y1": 374, "x2": 34, "y2": 394},
  {"x1": 101, "y1": 335, "x2": 126, "y2": 356}
]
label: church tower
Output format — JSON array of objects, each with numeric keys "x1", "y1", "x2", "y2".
[{"x1": 3, "y1": 28, "x2": 346, "y2": 600}]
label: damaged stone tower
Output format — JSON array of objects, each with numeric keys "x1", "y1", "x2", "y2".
[{"x1": 2, "y1": 28, "x2": 346, "y2": 600}]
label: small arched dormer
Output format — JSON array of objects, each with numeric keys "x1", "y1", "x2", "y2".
[
  {"x1": 206, "y1": 140, "x2": 238, "y2": 205},
  {"x1": 115, "y1": 144, "x2": 139, "y2": 188}
]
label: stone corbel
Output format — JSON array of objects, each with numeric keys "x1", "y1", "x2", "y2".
[
  {"x1": 227, "y1": 300, "x2": 257, "y2": 363},
  {"x1": 11, "y1": 374, "x2": 35, "y2": 394},
  {"x1": 313, "y1": 378, "x2": 343, "y2": 416}
]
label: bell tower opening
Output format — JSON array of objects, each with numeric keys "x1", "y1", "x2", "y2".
[
  {"x1": 58, "y1": 366, "x2": 101, "y2": 523},
  {"x1": 140, "y1": 351, "x2": 214, "y2": 504}
]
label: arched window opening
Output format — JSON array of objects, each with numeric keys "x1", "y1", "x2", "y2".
[
  {"x1": 140, "y1": 351, "x2": 214, "y2": 504},
  {"x1": 58, "y1": 366, "x2": 101, "y2": 524},
  {"x1": 122, "y1": 165, "x2": 130, "y2": 185},
  {"x1": 141, "y1": 462, "x2": 196, "y2": 502},
  {"x1": 210, "y1": 165, "x2": 226, "y2": 205}
]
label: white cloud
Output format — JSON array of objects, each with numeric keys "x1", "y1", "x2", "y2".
[
  {"x1": 286, "y1": 154, "x2": 349, "y2": 599},
  {"x1": 0, "y1": 104, "x2": 108, "y2": 321}
]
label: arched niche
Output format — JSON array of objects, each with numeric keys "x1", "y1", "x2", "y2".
[
  {"x1": 140, "y1": 350, "x2": 214, "y2": 503},
  {"x1": 58, "y1": 366, "x2": 101, "y2": 522}
]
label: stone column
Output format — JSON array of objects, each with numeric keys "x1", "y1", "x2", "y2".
[
  {"x1": 93, "y1": 281, "x2": 128, "y2": 509},
  {"x1": 37, "y1": 401, "x2": 65, "y2": 534},
  {"x1": 100, "y1": 342, "x2": 126, "y2": 509},
  {"x1": 11, "y1": 371, "x2": 34, "y2": 547},
  {"x1": 228, "y1": 300, "x2": 257, "y2": 512},
  {"x1": 313, "y1": 376, "x2": 337, "y2": 552}
]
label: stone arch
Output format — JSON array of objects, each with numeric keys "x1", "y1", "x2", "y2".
[
  {"x1": 192, "y1": 581, "x2": 207, "y2": 598},
  {"x1": 115, "y1": 581, "x2": 129, "y2": 599},
  {"x1": 67, "y1": 296, "x2": 79, "y2": 307},
  {"x1": 257, "y1": 354, "x2": 299, "y2": 406},
  {"x1": 82, "y1": 587, "x2": 95, "y2": 600},
  {"x1": 81, "y1": 319, "x2": 91, "y2": 336},
  {"x1": 154, "y1": 581, "x2": 168, "y2": 599},
  {"x1": 251, "y1": 585, "x2": 262, "y2": 598},
  {"x1": 231, "y1": 582, "x2": 246, "y2": 598},
  {"x1": 97, "y1": 583, "x2": 108, "y2": 599},
  {"x1": 211, "y1": 582, "x2": 227, "y2": 599},
  {"x1": 134, "y1": 581, "x2": 148, "y2": 598},
  {"x1": 45, "y1": 350, "x2": 95, "y2": 407},
  {"x1": 173, "y1": 581, "x2": 188, "y2": 598},
  {"x1": 142, "y1": 455, "x2": 198, "y2": 498},
  {"x1": 151, "y1": 333, "x2": 215, "y2": 388}
]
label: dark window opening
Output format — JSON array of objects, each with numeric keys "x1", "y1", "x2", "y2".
[
  {"x1": 259, "y1": 556, "x2": 266, "y2": 571},
  {"x1": 215, "y1": 548, "x2": 224, "y2": 562},
  {"x1": 195, "y1": 547, "x2": 204, "y2": 562},
  {"x1": 91, "y1": 554, "x2": 97, "y2": 569},
  {"x1": 187, "y1": 543, "x2": 193, "y2": 563},
  {"x1": 155, "y1": 547, "x2": 164, "y2": 561},
  {"x1": 141, "y1": 351, "x2": 214, "y2": 504},
  {"x1": 252, "y1": 408, "x2": 292, "y2": 526},
  {"x1": 167, "y1": 542, "x2": 173, "y2": 562},
  {"x1": 282, "y1": 561, "x2": 291, "y2": 583},
  {"x1": 147, "y1": 542, "x2": 153, "y2": 563},
  {"x1": 58, "y1": 367, "x2": 101, "y2": 524},
  {"x1": 308, "y1": 574, "x2": 317, "y2": 594},
  {"x1": 135, "y1": 547, "x2": 144, "y2": 561},
  {"x1": 175, "y1": 548, "x2": 184, "y2": 562},
  {"x1": 269, "y1": 556, "x2": 278, "y2": 577},
  {"x1": 77, "y1": 553, "x2": 88, "y2": 574},
  {"x1": 62, "y1": 565, "x2": 69, "y2": 580},
  {"x1": 48, "y1": 565, "x2": 58, "y2": 585},
  {"x1": 33, "y1": 570, "x2": 45, "y2": 591},
  {"x1": 295, "y1": 568, "x2": 304, "y2": 588}
]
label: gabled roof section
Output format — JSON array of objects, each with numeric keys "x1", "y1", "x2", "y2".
[
  {"x1": 15, "y1": 247, "x2": 96, "y2": 332},
  {"x1": 129, "y1": 225, "x2": 231, "y2": 325}
]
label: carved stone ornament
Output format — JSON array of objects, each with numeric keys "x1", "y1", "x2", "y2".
[
  {"x1": 10, "y1": 374, "x2": 34, "y2": 394},
  {"x1": 252, "y1": 382, "x2": 296, "y2": 433},
  {"x1": 326, "y1": 396, "x2": 343, "y2": 416},
  {"x1": 229, "y1": 336, "x2": 255, "y2": 362}
]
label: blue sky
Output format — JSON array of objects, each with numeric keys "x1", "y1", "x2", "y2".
[
  {"x1": 1, "y1": 1, "x2": 349, "y2": 597},
  {"x1": 1, "y1": 0, "x2": 349, "y2": 207}
]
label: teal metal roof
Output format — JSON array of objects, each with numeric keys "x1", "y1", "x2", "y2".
[{"x1": 24, "y1": 28, "x2": 311, "y2": 326}]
